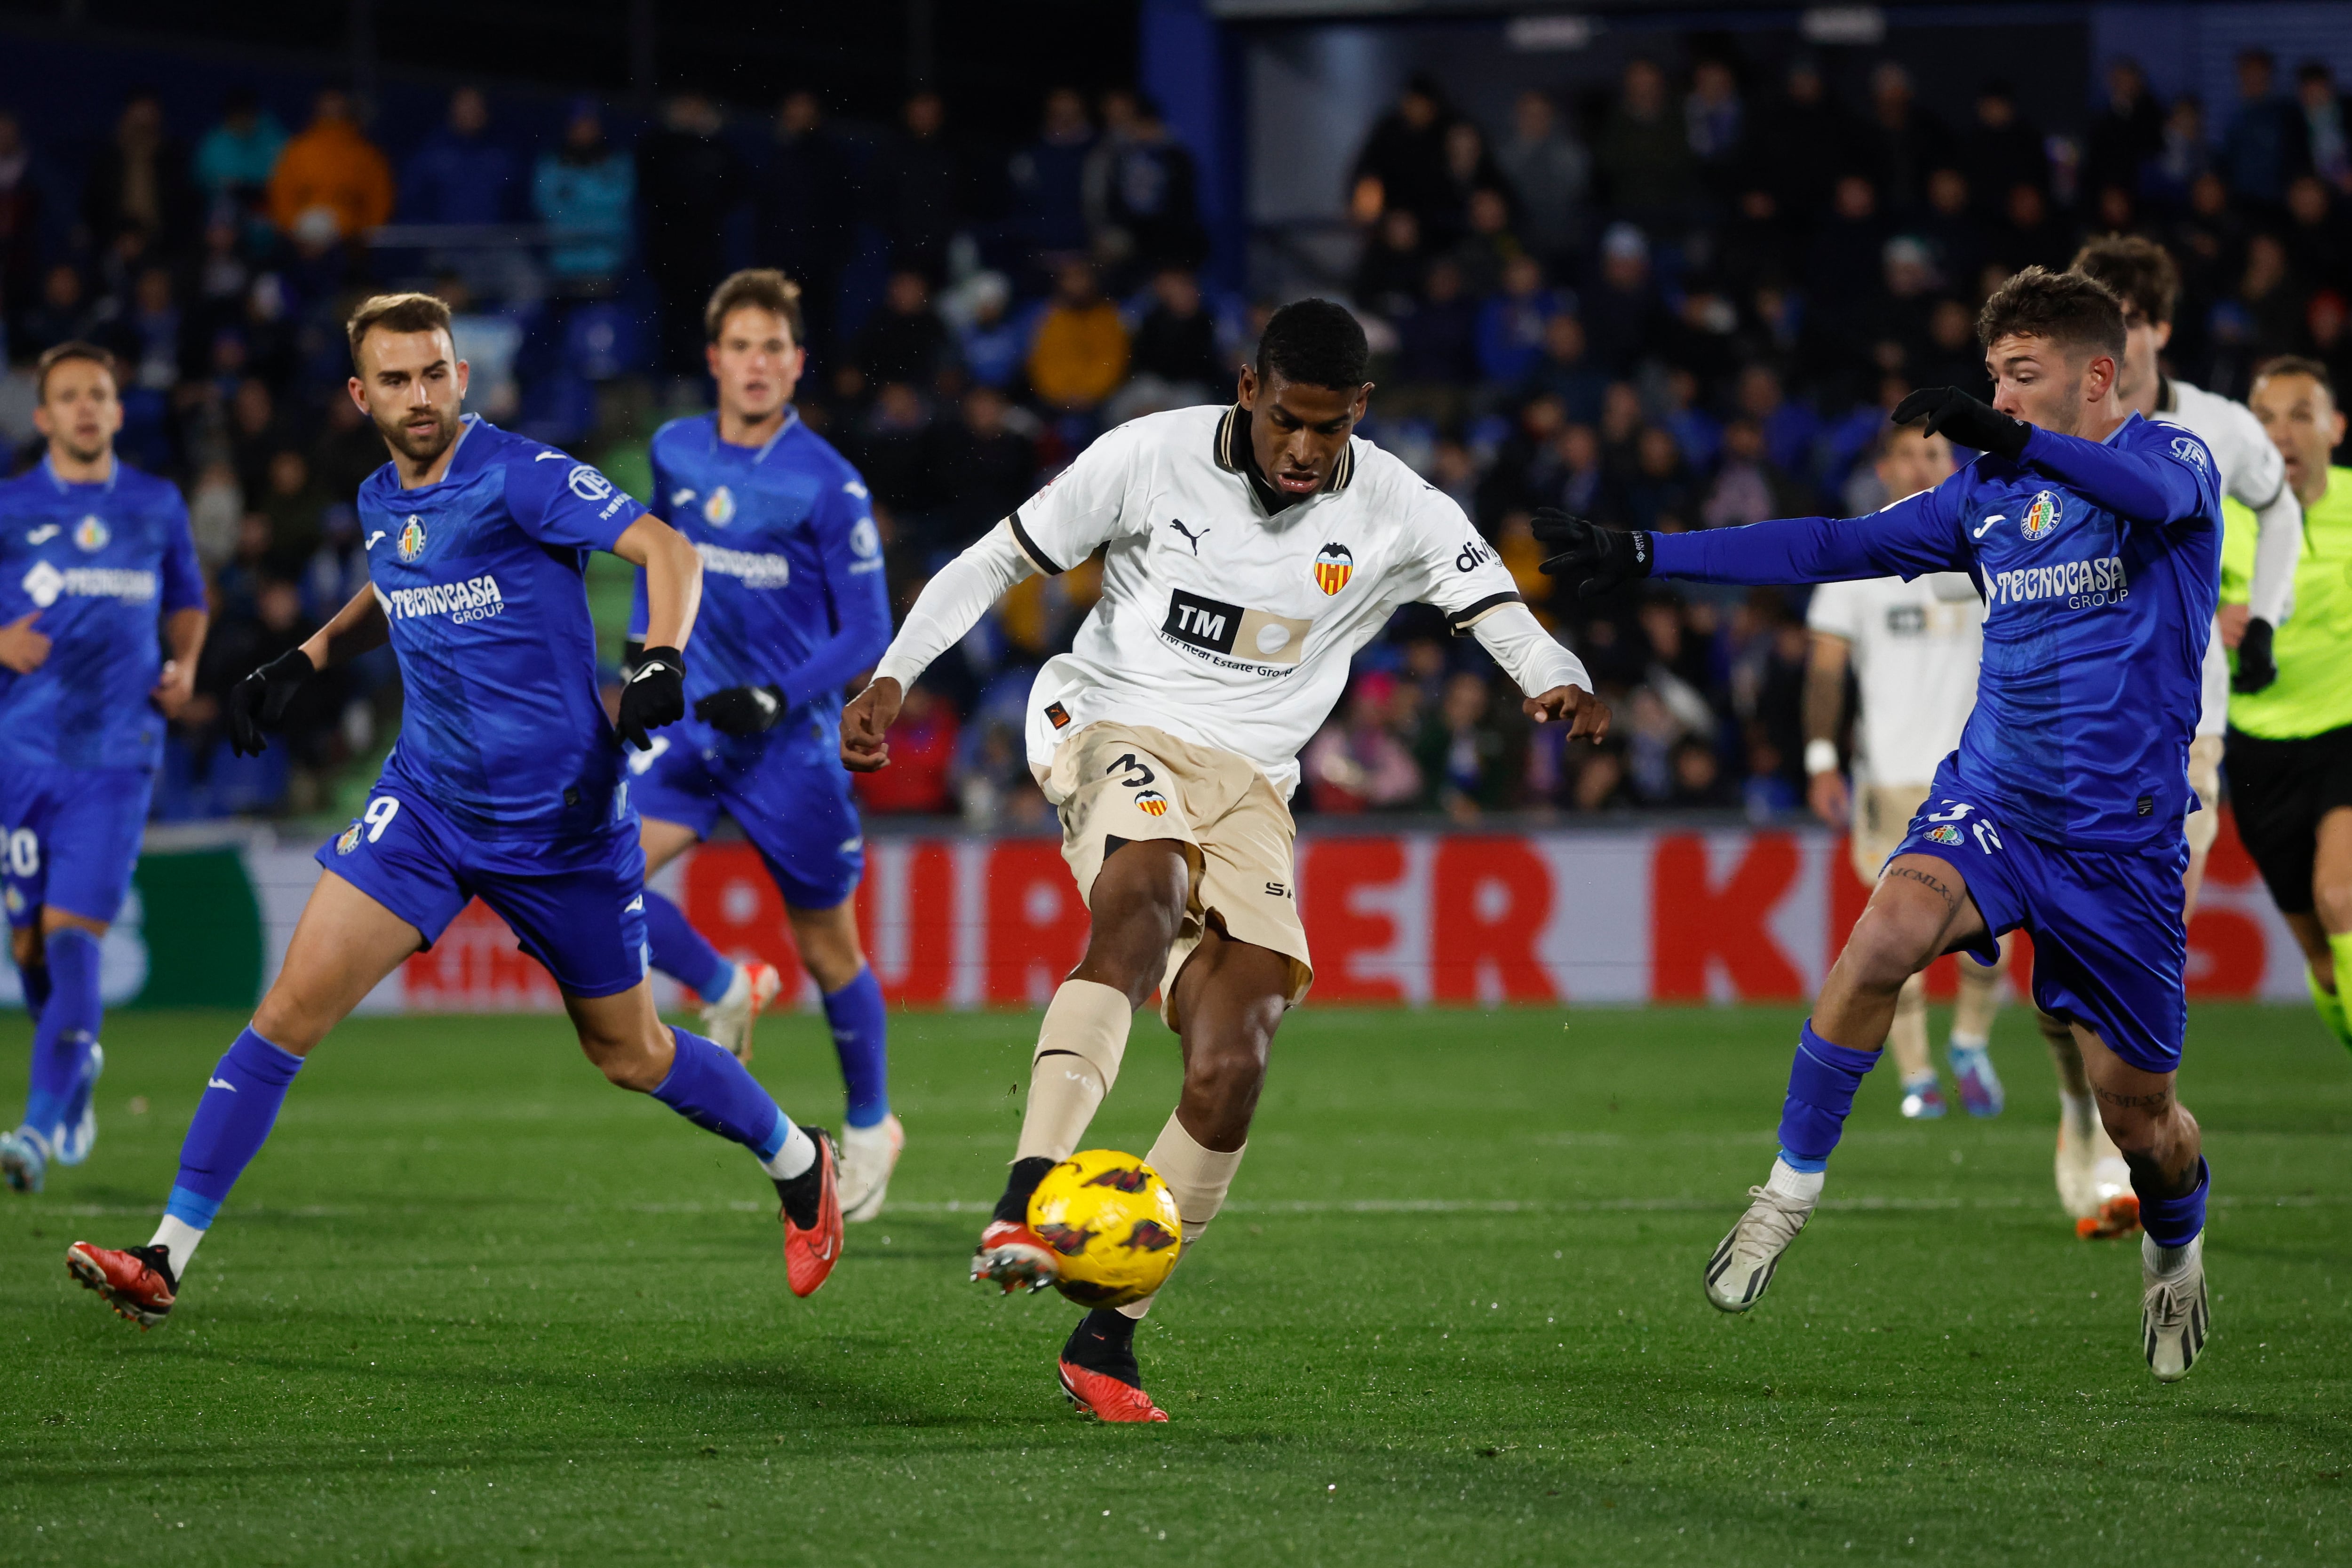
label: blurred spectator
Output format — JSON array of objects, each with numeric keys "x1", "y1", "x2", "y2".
[
  {"x1": 2149, "y1": 95, "x2": 2213, "y2": 209},
  {"x1": 1414, "y1": 669, "x2": 1522, "y2": 820},
  {"x1": 1391, "y1": 257, "x2": 1478, "y2": 397},
  {"x1": 1515, "y1": 312, "x2": 1606, "y2": 426},
  {"x1": 637, "y1": 93, "x2": 745, "y2": 375},
  {"x1": 1447, "y1": 186, "x2": 1522, "y2": 299},
  {"x1": 754, "y1": 91, "x2": 855, "y2": 357},
  {"x1": 1303, "y1": 672, "x2": 1422, "y2": 813},
  {"x1": 853, "y1": 382, "x2": 938, "y2": 526},
  {"x1": 1494, "y1": 89, "x2": 1589, "y2": 263},
  {"x1": 186, "y1": 461, "x2": 242, "y2": 567},
  {"x1": 1990, "y1": 181, "x2": 2076, "y2": 275},
  {"x1": 1027, "y1": 261, "x2": 1129, "y2": 412},
  {"x1": 931, "y1": 385, "x2": 1038, "y2": 549},
  {"x1": 1473, "y1": 254, "x2": 1561, "y2": 384},
  {"x1": 856, "y1": 270, "x2": 949, "y2": 390},
  {"x1": 1702, "y1": 417, "x2": 1805, "y2": 529},
  {"x1": 1747, "y1": 58, "x2": 1847, "y2": 221},
  {"x1": 18, "y1": 263, "x2": 92, "y2": 358},
  {"x1": 1597, "y1": 58, "x2": 1698, "y2": 227},
  {"x1": 1685, "y1": 58, "x2": 1746, "y2": 197},
  {"x1": 259, "y1": 447, "x2": 326, "y2": 576},
  {"x1": 1583, "y1": 223, "x2": 1673, "y2": 376},
  {"x1": 2083, "y1": 59, "x2": 2165, "y2": 199},
  {"x1": 310, "y1": 390, "x2": 383, "y2": 499},
  {"x1": 1919, "y1": 167, "x2": 1986, "y2": 287},
  {"x1": 1009, "y1": 88, "x2": 1094, "y2": 257},
  {"x1": 2284, "y1": 175, "x2": 2351, "y2": 286},
  {"x1": 0, "y1": 110, "x2": 44, "y2": 322},
  {"x1": 1351, "y1": 76, "x2": 1454, "y2": 232},
  {"x1": 2223, "y1": 50, "x2": 2303, "y2": 209},
  {"x1": 1353, "y1": 208, "x2": 1426, "y2": 320},
  {"x1": 1621, "y1": 425, "x2": 1693, "y2": 531},
  {"x1": 192, "y1": 88, "x2": 286, "y2": 230},
  {"x1": 1097, "y1": 96, "x2": 1206, "y2": 276},
  {"x1": 1863, "y1": 62, "x2": 1951, "y2": 214},
  {"x1": 1669, "y1": 736, "x2": 1738, "y2": 808},
  {"x1": 853, "y1": 684, "x2": 959, "y2": 814},
  {"x1": 533, "y1": 101, "x2": 634, "y2": 296},
  {"x1": 2299, "y1": 62, "x2": 2351, "y2": 194},
  {"x1": 1128, "y1": 267, "x2": 1228, "y2": 393},
  {"x1": 267, "y1": 88, "x2": 393, "y2": 241},
  {"x1": 403, "y1": 87, "x2": 520, "y2": 224},
  {"x1": 1430, "y1": 119, "x2": 1506, "y2": 247},
  {"x1": 865, "y1": 91, "x2": 966, "y2": 282},
  {"x1": 83, "y1": 90, "x2": 195, "y2": 256},
  {"x1": 945, "y1": 272, "x2": 1025, "y2": 390},
  {"x1": 1960, "y1": 81, "x2": 2048, "y2": 210}
]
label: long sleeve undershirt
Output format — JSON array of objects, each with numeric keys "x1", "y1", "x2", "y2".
[
  {"x1": 874, "y1": 520, "x2": 1037, "y2": 689},
  {"x1": 2246, "y1": 482, "x2": 2300, "y2": 626}
]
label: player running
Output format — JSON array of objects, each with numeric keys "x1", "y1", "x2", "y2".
[
  {"x1": 622, "y1": 271, "x2": 901, "y2": 1221},
  {"x1": 0, "y1": 343, "x2": 207, "y2": 1193},
  {"x1": 841, "y1": 300, "x2": 1607, "y2": 1420},
  {"x1": 1804, "y1": 422, "x2": 2014, "y2": 1123},
  {"x1": 64, "y1": 294, "x2": 842, "y2": 1329},
  {"x1": 2223, "y1": 358, "x2": 2352, "y2": 1054},
  {"x1": 1542, "y1": 268, "x2": 2223, "y2": 1382}
]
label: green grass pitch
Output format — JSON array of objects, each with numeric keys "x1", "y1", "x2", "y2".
[{"x1": 3, "y1": 1001, "x2": 2349, "y2": 1566}]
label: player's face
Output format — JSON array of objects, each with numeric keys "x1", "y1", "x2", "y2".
[
  {"x1": 32, "y1": 358, "x2": 122, "y2": 465},
  {"x1": 707, "y1": 306, "x2": 803, "y2": 424},
  {"x1": 2249, "y1": 371, "x2": 2345, "y2": 506},
  {"x1": 2114, "y1": 306, "x2": 2172, "y2": 410},
  {"x1": 350, "y1": 328, "x2": 469, "y2": 467},
  {"x1": 1238, "y1": 365, "x2": 1371, "y2": 497},
  {"x1": 1875, "y1": 428, "x2": 1954, "y2": 499},
  {"x1": 1986, "y1": 333, "x2": 2115, "y2": 437}
]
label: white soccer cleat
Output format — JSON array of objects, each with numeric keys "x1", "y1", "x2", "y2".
[
  {"x1": 0, "y1": 1126, "x2": 48, "y2": 1194},
  {"x1": 837, "y1": 1113, "x2": 905, "y2": 1224},
  {"x1": 2141, "y1": 1233, "x2": 2209, "y2": 1383},
  {"x1": 2054, "y1": 1115, "x2": 2100, "y2": 1220},
  {"x1": 52, "y1": 1042, "x2": 103, "y2": 1167},
  {"x1": 1703, "y1": 1184, "x2": 1815, "y2": 1313},
  {"x1": 699, "y1": 962, "x2": 781, "y2": 1063}
]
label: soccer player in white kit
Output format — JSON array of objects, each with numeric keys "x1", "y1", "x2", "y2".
[
  {"x1": 2052, "y1": 236, "x2": 2301, "y2": 1236},
  {"x1": 840, "y1": 301, "x2": 1608, "y2": 1420},
  {"x1": 1804, "y1": 424, "x2": 2016, "y2": 1122}
]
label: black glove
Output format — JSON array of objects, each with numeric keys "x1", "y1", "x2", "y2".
[
  {"x1": 696, "y1": 683, "x2": 786, "y2": 736},
  {"x1": 616, "y1": 645, "x2": 686, "y2": 751},
  {"x1": 2233, "y1": 616, "x2": 2278, "y2": 694},
  {"x1": 1532, "y1": 508, "x2": 1654, "y2": 600},
  {"x1": 1891, "y1": 386, "x2": 2031, "y2": 461},
  {"x1": 226, "y1": 648, "x2": 318, "y2": 757}
]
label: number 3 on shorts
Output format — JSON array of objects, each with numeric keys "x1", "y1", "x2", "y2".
[{"x1": 363, "y1": 796, "x2": 402, "y2": 843}]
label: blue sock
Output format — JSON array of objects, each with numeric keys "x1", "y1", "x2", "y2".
[
  {"x1": 165, "y1": 1027, "x2": 305, "y2": 1230},
  {"x1": 652, "y1": 1027, "x2": 789, "y2": 1160},
  {"x1": 21, "y1": 928, "x2": 101, "y2": 1141},
  {"x1": 643, "y1": 890, "x2": 736, "y2": 1002},
  {"x1": 2136, "y1": 1157, "x2": 2210, "y2": 1249},
  {"x1": 19, "y1": 948, "x2": 53, "y2": 1019},
  {"x1": 823, "y1": 966, "x2": 890, "y2": 1128},
  {"x1": 1775, "y1": 1019, "x2": 1881, "y2": 1172}
]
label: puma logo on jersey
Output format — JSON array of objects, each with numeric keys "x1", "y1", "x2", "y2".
[
  {"x1": 1168, "y1": 519, "x2": 1209, "y2": 555},
  {"x1": 26, "y1": 525, "x2": 60, "y2": 544}
]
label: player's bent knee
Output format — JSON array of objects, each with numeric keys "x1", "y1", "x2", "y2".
[{"x1": 2313, "y1": 877, "x2": 2352, "y2": 935}]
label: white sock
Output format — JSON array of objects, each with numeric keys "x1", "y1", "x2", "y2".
[
  {"x1": 710, "y1": 963, "x2": 749, "y2": 1010},
  {"x1": 1765, "y1": 1157, "x2": 1825, "y2": 1203},
  {"x1": 2059, "y1": 1090, "x2": 2096, "y2": 1141},
  {"x1": 1902, "y1": 1069, "x2": 1938, "y2": 1090},
  {"x1": 761, "y1": 1121, "x2": 817, "y2": 1181},
  {"x1": 148, "y1": 1215, "x2": 206, "y2": 1276},
  {"x1": 2144, "y1": 1231, "x2": 2198, "y2": 1277},
  {"x1": 1949, "y1": 1032, "x2": 1990, "y2": 1055}
]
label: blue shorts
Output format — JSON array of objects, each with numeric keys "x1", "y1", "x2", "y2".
[
  {"x1": 317, "y1": 782, "x2": 650, "y2": 999},
  {"x1": 1, "y1": 763, "x2": 154, "y2": 928},
  {"x1": 1893, "y1": 781, "x2": 2190, "y2": 1075},
  {"x1": 627, "y1": 723, "x2": 864, "y2": 909}
]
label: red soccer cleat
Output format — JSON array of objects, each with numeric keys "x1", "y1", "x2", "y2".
[
  {"x1": 970, "y1": 1218, "x2": 1058, "y2": 1295},
  {"x1": 1058, "y1": 1360, "x2": 1168, "y2": 1423},
  {"x1": 2077, "y1": 1193, "x2": 2142, "y2": 1241},
  {"x1": 780, "y1": 1131, "x2": 843, "y2": 1298},
  {"x1": 66, "y1": 1241, "x2": 176, "y2": 1329}
]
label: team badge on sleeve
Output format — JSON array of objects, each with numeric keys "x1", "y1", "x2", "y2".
[
  {"x1": 1313, "y1": 542, "x2": 1354, "y2": 595},
  {"x1": 1133, "y1": 789, "x2": 1170, "y2": 817},
  {"x1": 2169, "y1": 435, "x2": 2208, "y2": 471},
  {"x1": 73, "y1": 515, "x2": 109, "y2": 552},
  {"x1": 396, "y1": 516, "x2": 428, "y2": 562},
  {"x1": 2019, "y1": 491, "x2": 2062, "y2": 542},
  {"x1": 334, "y1": 821, "x2": 363, "y2": 855},
  {"x1": 1926, "y1": 824, "x2": 1963, "y2": 846}
]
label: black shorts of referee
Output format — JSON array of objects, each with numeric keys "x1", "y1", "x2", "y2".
[{"x1": 2225, "y1": 722, "x2": 2352, "y2": 914}]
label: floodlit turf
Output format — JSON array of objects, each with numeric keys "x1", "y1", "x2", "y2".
[{"x1": 3, "y1": 1002, "x2": 2350, "y2": 1566}]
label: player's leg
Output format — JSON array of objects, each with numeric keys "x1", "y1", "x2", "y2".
[
  {"x1": 2177, "y1": 733, "x2": 2225, "y2": 920},
  {"x1": 785, "y1": 896, "x2": 899, "y2": 1220},
  {"x1": 1706, "y1": 846, "x2": 1994, "y2": 1313},
  {"x1": 2073, "y1": 1025, "x2": 2209, "y2": 1380},
  {"x1": 65, "y1": 871, "x2": 423, "y2": 1326},
  {"x1": 29, "y1": 767, "x2": 154, "y2": 1172},
  {"x1": 2043, "y1": 1005, "x2": 2134, "y2": 1232},
  {"x1": 1854, "y1": 786, "x2": 1942, "y2": 1118},
  {"x1": 1885, "y1": 974, "x2": 1941, "y2": 1117},
  {"x1": 2304, "y1": 805, "x2": 2352, "y2": 1052},
  {"x1": 1946, "y1": 931, "x2": 2010, "y2": 1118},
  {"x1": 630, "y1": 748, "x2": 781, "y2": 1059}
]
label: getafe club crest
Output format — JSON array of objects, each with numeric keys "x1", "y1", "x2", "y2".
[
  {"x1": 702, "y1": 486, "x2": 736, "y2": 526},
  {"x1": 1313, "y1": 541, "x2": 1354, "y2": 596},
  {"x1": 335, "y1": 821, "x2": 364, "y2": 855},
  {"x1": 2019, "y1": 491, "x2": 2062, "y2": 541},
  {"x1": 1926, "y1": 824, "x2": 1963, "y2": 846},
  {"x1": 73, "y1": 514, "x2": 109, "y2": 552},
  {"x1": 396, "y1": 515, "x2": 428, "y2": 562}
]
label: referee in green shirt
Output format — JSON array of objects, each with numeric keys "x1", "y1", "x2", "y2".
[{"x1": 2222, "y1": 357, "x2": 2352, "y2": 1051}]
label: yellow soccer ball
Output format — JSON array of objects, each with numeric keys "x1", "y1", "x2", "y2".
[{"x1": 1026, "y1": 1148, "x2": 1184, "y2": 1308}]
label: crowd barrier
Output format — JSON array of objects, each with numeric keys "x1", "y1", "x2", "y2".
[{"x1": 9, "y1": 810, "x2": 2304, "y2": 1015}]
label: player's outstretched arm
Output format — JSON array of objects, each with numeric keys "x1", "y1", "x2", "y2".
[
  {"x1": 841, "y1": 520, "x2": 1038, "y2": 772},
  {"x1": 228, "y1": 585, "x2": 386, "y2": 756},
  {"x1": 1535, "y1": 495, "x2": 1963, "y2": 596},
  {"x1": 2018, "y1": 422, "x2": 2212, "y2": 527},
  {"x1": 1466, "y1": 601, "x2": 1610, "y2": 741}
]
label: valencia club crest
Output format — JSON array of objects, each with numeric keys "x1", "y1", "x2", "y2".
[{"x1": 1313, "y1": 542, "x2": 1353, "y2": 595}]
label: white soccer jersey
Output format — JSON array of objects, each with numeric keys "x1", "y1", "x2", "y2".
[
  {"x1": 1806, "y1": 572, "x2": 1985, "y2": 787},
  {"x1": 2153, "y1": 377, "x2": 2294, "y2": 737}
]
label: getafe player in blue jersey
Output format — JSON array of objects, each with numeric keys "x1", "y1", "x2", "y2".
[
  {"x1": 1540, "y1": 268, "x2": 2223, "y2": 1382},
  {"x1": 0, "y1": 344, "x2": 207, "y2": 1194},
  {"x1": 65, "y1": 294, "x2": 843, "y2": 1328},
  {"x1": 621, "y1": 271, "x2": 901, "y2": 1222}
]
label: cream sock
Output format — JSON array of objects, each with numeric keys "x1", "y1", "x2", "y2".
[
  {"x1": 1013, "y1": 979, "x2": 1133, "y2": 1164},
  {"x1": 1117, "y1": 1111, "x2": 1246, "y2": 1321}
]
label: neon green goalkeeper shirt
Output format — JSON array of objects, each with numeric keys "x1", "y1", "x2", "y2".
[{"x1": 2222, "y1": 465, "x2": 2352, "y2": 739}]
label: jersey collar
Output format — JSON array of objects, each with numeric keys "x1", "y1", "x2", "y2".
[
  {"x1": 1214, "y1": 403, "x2": 1356, "y2": 515},
  {"x1": 709, "y1": 407, "x2": 800, "y2": 466},
  {"x1": 40, "y1": 450, "x2": 118, "y2": 494}
]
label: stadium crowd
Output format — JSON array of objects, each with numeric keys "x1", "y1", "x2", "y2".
[{"x1": 2, "y1": 46, "x2": 2349, "y2": 825}]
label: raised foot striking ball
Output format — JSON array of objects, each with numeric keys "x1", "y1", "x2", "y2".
[{"x1": 1027, "y1": 1149, "x2": 1184, "y2": 1308}]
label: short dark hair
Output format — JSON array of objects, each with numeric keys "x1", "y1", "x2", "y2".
[
  {"x1": 346, "y1": 291, "x2": 454, "y2": 366},
  {"x1": 2071, "y1": 234, "x2": 2181, "y2": 325},
  {"x1": 2253, "y1": 354, "x2": 2336, "y2": 402},
  {"x1": 1256, "y1": 298, "x2": 1368, "y2": 391},
  {"x1": 1976, "y1": 265, "x2": 2126, "y2": 360},
  {"x1": 705, "y1": 268, "x2": 804, "y2": 346},
  {"x1": 34, "y1": 341, "x2": 117, "y2": 401}
]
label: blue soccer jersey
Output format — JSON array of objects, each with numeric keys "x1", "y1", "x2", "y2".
[
  {"x1": 0, "y1": 455, "x2": 205, "y2": 772},
  {"x1": 357, "y1": 416, "x2": 647, "y2": 838},
  {"x1": 1654, "y1": 413, "x2": 2223, "y2": 848},
  {"x1": 628, "y1": 412, "x2": 892, "y2": 736}
]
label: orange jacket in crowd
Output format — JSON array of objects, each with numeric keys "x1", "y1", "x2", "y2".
[
  {"x1": 1027, "y1": 300, "x2": 1130, "y2": 410},
  {"x1": 268, "y1": 118, "x2": 395, "y2": 239}
]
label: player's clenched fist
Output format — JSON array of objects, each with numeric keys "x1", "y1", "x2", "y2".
[
  {"x1": 616, "y1": 645, "x2": 686, "y2": 751},
  {"x1": 840, "y1": 676, "x2": 903, "y2": 772},
  {"x1": 1521, "y1": 684, "x2": 1611, "y2": 742},
  {"x1": 227, "y1": 648, "x2": 318, "y2": 756}
]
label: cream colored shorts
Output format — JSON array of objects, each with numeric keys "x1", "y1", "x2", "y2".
[
  {"x1": 1043, "y1": 722, "x2": 1312, "y2": 1028},
  {"x1": 1850, "y1": 781, "x2": 1933, "y2": 887},
  {"x1": 2185, "y1": 732, "x2": 2223, "y2": 857}
]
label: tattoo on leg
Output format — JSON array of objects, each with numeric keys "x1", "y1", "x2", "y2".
[
  {"x1": 1886, "y1": 865, "x2": 1959, "y2": 913},
  {"x1": 2095, "y1": 1087, "x2": 2174, "y2": 1111}
]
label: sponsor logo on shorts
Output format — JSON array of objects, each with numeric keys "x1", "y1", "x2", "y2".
[
  {"x1": 695, "y1": 540, "x2": 791, "y2": 589},
  {"x1": 2018, "y1": 490, "x2": 2062, "y2": 541},
  {"x1": 1925, "y1": 824, "x2": 1963, "y2": 846},
  {"x1": 1314, "y1": 541, "x2": 1353, "y2": 595},
  {"x1": 19, "y1": 560, "x2": 157, "y2": 608},
  {"x1": 73, "y1": 514, "x2": 109, "y2": 552},
  {"x1": 335, "y1": 821, "x2": 363, "y2": 855},
  {"x1": 1987, "y1": 554, "x2": 2127, "y2": 610},
  {"x1": 386, "y1": 572, "x2": 506, "y2": 624},
  {"x1": 397, "y1": 515, "x2": 428, "y2": 562},
  {"x1": 1132, "y1": 788, "x2": 1170, "y2": 817},
  {"x1": 702, "y1": 486, "x2": 736, "y2": 526},
  {"x1": 1045, "y1": 701, "x2": 1072, "y2": 730}
]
